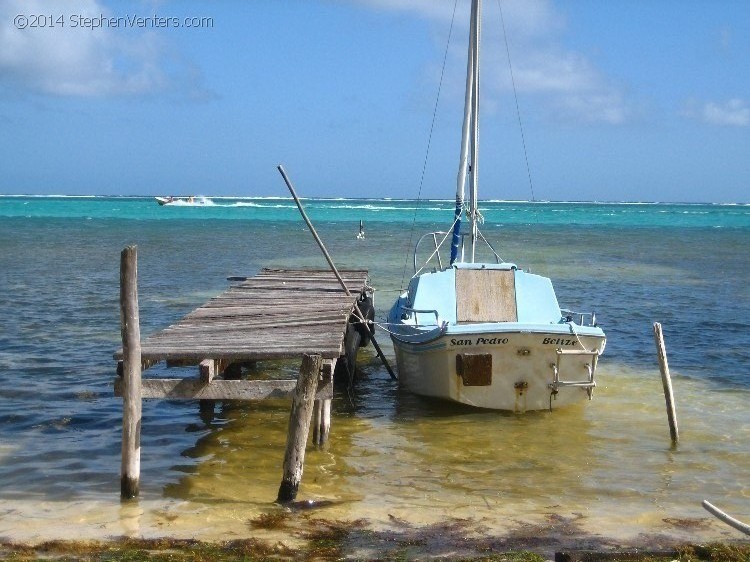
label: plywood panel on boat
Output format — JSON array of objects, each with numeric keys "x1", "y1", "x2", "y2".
[
  {"x1": 455, "y1": 268, "x2": 517, "y2": 323},
  {"x1": 114, "y1": 268, "x2": 369, "y2": 362}
]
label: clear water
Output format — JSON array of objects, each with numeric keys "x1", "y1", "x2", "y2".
[{"x1": 0, "y1": 196, "x2": 748, "y2": 547}]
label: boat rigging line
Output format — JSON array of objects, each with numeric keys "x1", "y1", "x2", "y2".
[
  {"x1": 497, "y1": 0, "x2": 536, "y2": 202},
  {"x1": 399, "y1": 0, "x2": 460, "y2": 294}
]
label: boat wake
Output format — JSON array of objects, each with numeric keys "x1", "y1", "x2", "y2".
[{"x1": 156, "y1": 196, "x2": 215, "y2": 207}]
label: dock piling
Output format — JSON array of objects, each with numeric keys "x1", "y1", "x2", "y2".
[
  {"x1": 312, "y1": 360, "x2": 334, "y2": 445},
  {"x1": 119, "y1": 245, "x2": 142, "y2": 499},
  {"x1": 277, "y1": 353, "x2": 323, "y2": 503},
  {"x1": 313, "y1": 398, "x2": 332, "y2": 445},
  {"x1": 653, "y1": 322, "x2": 679, "y2": 443}
]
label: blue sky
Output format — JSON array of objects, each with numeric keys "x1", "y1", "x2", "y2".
[{"x1": 0, "y1": 0, "x2": 748, "y2": 202}]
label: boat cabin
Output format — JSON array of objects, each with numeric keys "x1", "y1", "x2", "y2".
[{"x1": 404, "y1": 263, "x2": 563, "y2": 327}]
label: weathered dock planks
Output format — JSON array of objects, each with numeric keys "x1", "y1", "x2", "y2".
[{"x1": 115, "y1": 267, "x2": 370, "y2": 364}]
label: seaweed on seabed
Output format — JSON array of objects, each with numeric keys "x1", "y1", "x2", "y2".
[
  {"x1": 2, "y1": 537, "x2": 749, "y2": 561},
  {"x1": 0, "y1": 537, "x2": 295, "y2": 561},
  {"x1": 298, "y1": 517, "x2": 369, "y2": 559},
  {"x1": 298, "y1": 516, "x2": 527, "y2": 561},
  {"x1": 248, "y1": 510, "x2": 292, "y2": 530},
  {"x1": 678, "y1": 542, "x2": 750, "y2": 562}
]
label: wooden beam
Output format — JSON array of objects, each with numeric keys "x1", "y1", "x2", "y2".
[
  {"x1": 115, "y1": 348, "x2": 343, "y2": 362},
  {"x1": 199, "y1": 359, "x2": 216, "y2": 383},
  {"x1": 117, "y1": 358, "x2": 159, "y2": 376},
  {"x1": 113, "y1": 377, "x2": 333, "y2": 401}
]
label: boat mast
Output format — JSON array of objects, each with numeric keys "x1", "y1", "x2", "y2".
[
  {"x1": 469, "y1": 0, "x2": 481, "y2": 262},
  {"x1": 454, "y1": 0, "x2": 481, "y2": 264}
]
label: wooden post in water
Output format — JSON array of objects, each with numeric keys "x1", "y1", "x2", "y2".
[
  {"x1": 277, "y1": 353, "x2": 322, "y2": 503},
  {"x1": 313, "y1": 398, "x2": 332, "y2": 445},
  {"x1": 312, "y1": 360, "x2": 334, "y2": 445},
  {"x1": 320, "y1": 399, "x2": 331, "y2": 443},
  {"x1": 653, "y1": 322, "x2": 679, "y2": 443},
  {"x1": 312, "y1": 400, "x2": 323, "y2": 445},
  {"x1": 120, "y1": 246, "x2": 142, "y2": 499}
]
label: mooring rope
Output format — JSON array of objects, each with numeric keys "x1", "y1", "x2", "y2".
[{"x1": 566, "y1": 320, "x2": 595, "y2": 355}]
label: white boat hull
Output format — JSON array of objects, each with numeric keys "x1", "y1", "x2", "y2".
[
  {"x1": 391, "y1": 329, "x2": 605, "y2": 412},
  {"x1": 155, "y1": 196, "x2": 214, "y2": 206}
]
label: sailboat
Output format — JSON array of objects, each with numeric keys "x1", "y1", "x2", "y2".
[{"x1": 387, "y1": 0, "x2": 606, "y2": 412}]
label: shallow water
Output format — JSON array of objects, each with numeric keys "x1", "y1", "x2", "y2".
[{"x1": 0, "y1": 197, "x2": 749, "y2": 549}]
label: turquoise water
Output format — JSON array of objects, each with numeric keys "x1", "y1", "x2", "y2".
[
  {"x1": 3, "y1": 195, "x2": 750, "y2": 227},
  {"x1": 1, "y1": 195, "x2": 749, "y2": 547}
]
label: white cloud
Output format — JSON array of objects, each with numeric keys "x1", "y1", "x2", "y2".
[
  {"x1": 351, "y1": 0, "x2": 562, "y2": 35},
  {"x1": 682, "y1": 98, "x2": 750, "y2": 127},
  {"x1": 350, "y1": 0, "x2": 628, "y2": 125},
  {"x1": 349, "y1": 0, "x2": 460, "y2": 22},
  {"x1": 496, "y1": 49, "x2": 626, "y2": 124},
  {"x1": 702, "y1": 99, "x2": 749, "y2": 127},
  {"x1": 0, "y1": 0, "x2": 207, "y2": 98}
]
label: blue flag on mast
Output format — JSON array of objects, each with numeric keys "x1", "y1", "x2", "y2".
[{"x1": 449, "y1": 195, "x2": 462, "y2": 265}]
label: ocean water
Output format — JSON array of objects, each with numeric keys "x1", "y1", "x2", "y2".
[{"x1": 1, "y1": 195, "x2": 749, "y2": 549}]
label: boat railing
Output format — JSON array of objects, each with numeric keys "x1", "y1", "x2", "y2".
[
  {"x1": 413, "y1": 231, "x2": 503, "y2": 274},
  {"x1": 399, "y1": 306, "x2": 440, "y2": 327},
  {"x1": 560, "y1": 309, "x2": 598, "y2": 327}
]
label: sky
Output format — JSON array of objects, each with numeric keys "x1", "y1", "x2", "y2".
[{"x1": 0, "y1": 0, "x2": 748, "y2": 203}]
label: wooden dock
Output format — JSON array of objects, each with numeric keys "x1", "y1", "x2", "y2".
[
  {"x1": 114, "y1": 246, "x2": 371, "y2": 502},
  {"x1": 115, "y1": 267, "x2": 370, "y2": 397},
  {"x1": 126, "y1": 267, "x2": 370, "y2": 363}
]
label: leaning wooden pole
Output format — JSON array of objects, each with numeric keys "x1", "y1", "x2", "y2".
[
  {"x1": 277, "y1": 164, "x2": 397, "y2": 380},
  {"x1": 702, "y1": 500, "x2": 750, "y2": 536},
  {"x1": 120, "y1": 245, "x2": 143, "y2": 499},
  {"x1": 277, "y1": 353, "x2": 322, "y2": 503},
  {"x1": 653, "y1": 322, "x2": 678, "y2": 443}
]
